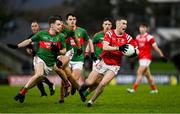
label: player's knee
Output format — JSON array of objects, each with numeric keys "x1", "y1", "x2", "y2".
[
  {"x1": 85, "y1": 79, "x2": 94, "y2": 86},
  {"x1": 33, "y1": 74, "x2": 44, "y2": 81},
  {"x1": 54, "y1": 64, "x2": 61, "y2": 71},
  {"x1": 35, "y1": 71, "x2": 44, "y2": 78},
  {"x1": 65, "y1": 70, "x2": 72, "y2": 78},
  {"x1": 38, "y1": 75, "x2": 44, "y2": 80},
  {"x1": 57, "y1": 55, "x2": 69, "y2": 67},
  {"x1": 137, "y1": 69, "x2": 143, "y2": 75}
]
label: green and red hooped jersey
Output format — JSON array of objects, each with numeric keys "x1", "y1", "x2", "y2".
[
  {"x1": 92, "y1": 31, "x2": 104, "y2": 59},
  {"x1": 65, "y1": 27, "x2": 89, "y2": 61},
  {"x1": 61, "y1": 26, "x2": 74, "y2": 40},
  {"x1": 31, "y1": 30, "x2": 66, "y2": 67}
]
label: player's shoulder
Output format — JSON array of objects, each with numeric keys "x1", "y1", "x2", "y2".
[
  {"x1": 33, "y1": 30, "x2": 48, "y2": 36},
  {"x1": 123, "y1": 32, "x2": 132, "y2": 39},
  {"x1": 57, "y1": 32, "x2": 65, "y2": 37},
  {"x1": 147, "y1": 34, "x2": 154, "y2": 38},
  {"x1": 146, "y1": 33, "x2": 154, "y2": 40},
  {"x1": 94, "y1": 31, "x2": 104, "y2": 36},
  {"x1": 136, "y1": 34, "x2": 141, "y2": 38},
  {"x1": 38, "y1": 30, "x2": 47, "y2": 33},
  {"x1": 76, "y1": 27, "x2": 87, "y2": 32},
  {"x1": 105, "y1": 29, "x2": 114, "y2": 37}
]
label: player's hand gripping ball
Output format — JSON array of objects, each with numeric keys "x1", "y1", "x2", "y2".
[{"x1": 122, "y1": 44, "x2": 135, "y2": 57}]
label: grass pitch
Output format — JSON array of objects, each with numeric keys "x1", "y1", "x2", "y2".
[{"x1": 0, "y1": 84, "x2": 180, "y2": 113}]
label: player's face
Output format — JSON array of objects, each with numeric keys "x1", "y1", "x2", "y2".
[
  {"x1": 66, "y1": 16, "x2": 77, "y2": 27},
  {"x1": 116, "y1": 20, "x2": 127, "y2": 34},
  {"x1": 102, "y1": 20, "x2": 112, "y2": 32},
  {"x1": 52, "y1": 20, "x2": 64, "y2": 33},
  {"x1": 31, "y1": 22, "x2": 40, "y2": 34},
  {"x1": 139, "y1": 26, "x2": 147, "y2": 34}
]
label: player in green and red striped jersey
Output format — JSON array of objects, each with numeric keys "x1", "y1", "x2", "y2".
[
  {"x1": 65, "y1": 13, "x2": 94, "y2": 96},
  {"x1": 83, "y1": 18, "x2": 113, "y2": 97},
  {"x1": 26, "y1": 21, "x2": 55, "y2": 97},
  {"x1": 7, "y1": 15, "x2": 65, "y2": 103},
  {"x1": 57, "y1": 23, "x2": 84, "y2": 103},
  {"x1": 7, "y1": 15, "x2": 86, "y2": 103},
  {"x1": 8, "y1": 15, "x2": 86, "y2": 103}
]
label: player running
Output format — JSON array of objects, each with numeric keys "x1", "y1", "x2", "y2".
[
  {"x1": 80, "y1": 18, "x2": 138, "y2": 107},
  {"x1": 7, "y1": 15, "x2": 85, "y2": 103},
  {"x1": 65, "y1": 13, "x2": 94, "y2": 94},
  {"x1": 57, "y1": 21, "x2": 85, "y2": 103},
  {"x1": 127, "y1": 23, "x2": 168, "y2": 94},
  {"x1": 83, "y1": 18, "x2": 113, "y2": 97},
  {"x1": 26, "y1": 21, "x2": 55, "y2": 97}
]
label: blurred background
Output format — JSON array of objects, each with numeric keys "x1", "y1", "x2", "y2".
[{"x1": 0, "y1": 0, "x2": 180, "y2": 85}]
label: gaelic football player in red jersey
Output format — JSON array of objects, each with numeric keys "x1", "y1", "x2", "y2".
[
  {"x1": 80, "y1": 18, "x2": 139, "y2": 107},
  {"x1": 127, "y1": 23, "x2": 167, "y2": 94},
  {"x1": 83, "y1": 18, "x2": 113, "y2": 97}
]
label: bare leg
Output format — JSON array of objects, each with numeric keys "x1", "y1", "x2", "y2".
[
  {"x1": 85, "y1": 74, "x2": 103, "y2": 97},
  {"x1": 132, "y1": 66, "x2": 147, "y2": 91},
  {"x1": 59, "y1": 81, "x2": 65, "y2": 103},
  {"x1": 24, "y1": 63, "x2": 44, "y2": 89},
  {"x1": 145, "y1": 67, "x2": 157, "y2": 90},
  {"x1": 14, "y1": 63, "x2": 44, "y2": 103},
  {"x1": 89, "y1": 70, "x2": 115, "y2": 103}
]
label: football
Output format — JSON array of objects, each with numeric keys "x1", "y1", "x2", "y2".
[{"x1": 123, "y1": 44, "x2": 135, "y2": 56}]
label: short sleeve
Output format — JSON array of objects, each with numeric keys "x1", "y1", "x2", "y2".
[
  {"x1": 148, "y1": 35, "x2": 156, "y2": 45},
  {"x1": 60, "y1": 37, "x2": 66, "y2": 49},
  {"x1": 31, "y1": 31, "x2": 41, "y2": 42},
  {"x1": 103, "y1": 31, "x2": 111, "y2": 44},
  {"x1": 83, "y1": 30, "x2": 89, "y2": 41}
]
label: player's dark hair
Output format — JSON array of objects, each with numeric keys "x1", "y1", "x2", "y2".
[
  {"x1": 31, "y1": 20, "x2": 38, "y2": 23},
  {"x1": 139, "y1": 23, "x2": 148, "y2": 28},
  {"x1": 48, "y1": 15, "x2": 62, "y2": 25},
  {"x1": 66, "y1": 13, "x2": 76, "y2": 20},
  {"x1": 103, "y1": 17, "x2": 113, "y2": 23}
]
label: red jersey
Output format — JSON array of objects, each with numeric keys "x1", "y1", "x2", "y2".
[
  {"x1": 136, "y1": 33, "x2": 156, "y2": 60},
  {"x1": 100, "y1": 29, "x2": 137, "y2": 66}
]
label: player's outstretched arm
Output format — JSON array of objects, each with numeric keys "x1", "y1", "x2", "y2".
[{"x1": 7, "y1": 39, "x2": 32, "y2": 49}]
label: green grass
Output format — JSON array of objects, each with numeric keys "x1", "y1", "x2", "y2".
[
  {"x1": 0, "y1": 85, "x2": 180, "y2": 113},
  {"x1": 150, "y1": 61, "x2": 177, "y2": 73},
  {"x1": 131, "y1": 61, "x2": 177, "y2": 74}
]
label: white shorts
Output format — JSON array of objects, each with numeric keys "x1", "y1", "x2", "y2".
[
  {"x1": 139, "y1": 59, "x2": 151, "y2": 67},
  {"x1": 33, "y1": 56, "x2": 52, "y2": 75},
  {"x1": 65, "y1": 48, "x2": 74, "y2": 60},
  {"x1": 94, "y1": 60, "x2": 120, "y2": 75},
  {"x1": 92, "y1": 59, "x2": 101, "y2": 70},
  {"x1": 70, "y1": 61, "x2": 83, "y2": 70}
]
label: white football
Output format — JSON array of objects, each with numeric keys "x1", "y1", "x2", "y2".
[{"x1": 123, "y1": 44, "x2": 135, "y2": 56}]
